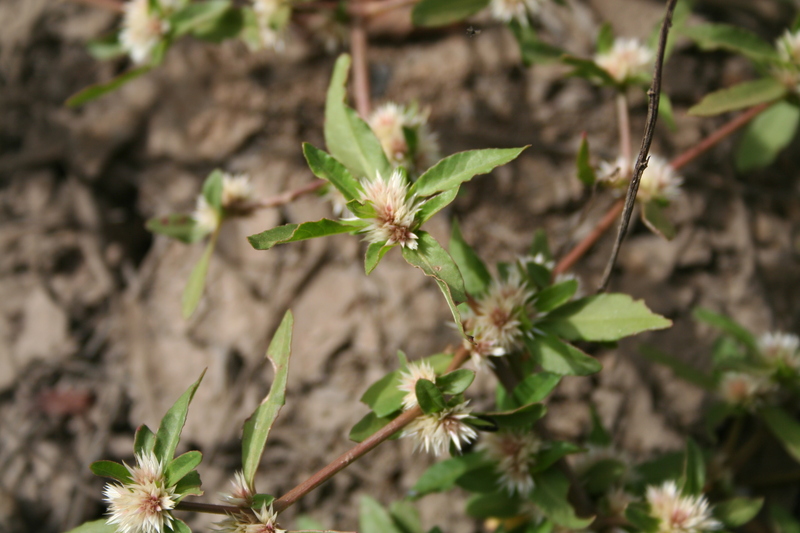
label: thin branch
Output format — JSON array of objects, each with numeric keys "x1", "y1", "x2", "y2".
[
  {"x1": 553, "y1": 199, "x2": 624, "y2": 276},
  {"x1": 271, "y1": 346, "x2": 470, "y2": 513},
  {"x1": 251, "y1": 180, "x2": 326, "y2": 210},
  {"x1": 597, "y1": 0, "x2": 678, "y2": 291},
  {"x1": 350, "y1": 0, "x2": 372, "y2": 118},
  {"x1": 65, "y1": 0, "x2": 124, "y2": 13},
  {"x1": 616, "y1": 93, "x2": 632, "y2": 170}
]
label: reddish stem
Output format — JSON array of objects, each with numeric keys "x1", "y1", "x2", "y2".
[
  {"x1": 553, "y1": 199, "x2": 624, "y2": 276},
  {"x1": 350, "y1": 1, "x2": 372, "y2": 118},
  {"x1": 252, "y1": 180, "x2": 326, "y2": 210}
]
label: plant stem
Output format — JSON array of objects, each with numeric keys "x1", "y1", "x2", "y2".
[
  {"x1": 616, "y1": 92, "x2": 632, "y2": 171},
  {"x1": 252, "y1": 180, "x2": 326, "y2": 210},
  {"x1": 175, "y1": 501, "x2": 245, "y2": 516},
  {"x1": 351, "y1": 0, "x2": 372, "y2": 118},
  {"x1": 553, "y1": 199, "x2": 624, "y2": 276}
]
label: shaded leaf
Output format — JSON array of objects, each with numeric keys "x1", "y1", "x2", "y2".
[
  {"x1": 562, "y1": 56, "x2": 616, "y2": 86},
  {"x1": 349, "y1": 411, "x2": 399, "y2": 443},
  {"x1": 510, "y1": 21, "x2": 565, "y2": 66},
  {"x1": 247, "y1": 219, "x2": 362, "y2": 250},
  {"x1": 450, "y1": 219, "x2": 491, "y2": 297},
  {"x1": 760, "y1": 406, "x2": 800, "y2": 463},
  {"x1": 365, "y1": 241, "x2": 395, "y2": 275},
  {"x1": 714, "y1": 497, "x2": 763, "y2": 527},
  {"x1": 581, "y1": 458, "x2": 627, "y2": 494},
  {"x1": 576, "y1": 134, "x2": 596, "y2": 186},
  {"x1": 531, "y1": 469, "x2": 594, "y2": 528},
  {"x1": 182, "y1": 235, "x2": 217, "y2": 319},
  {"x1": 416, "y1": 379, "x2": 446, "y2": 414},
  {"x1": 411, "y1": 453, "x2": 490, "y2": 497},
  {"x1": 625, "y1": 502, "x2": 660, "y2": 533},
  {"x1": 170, "y1": 0, "x2": 231, "y2": 36},
  {"x1": 466, "y1": 491, "x2": 521, "y2": 519},
  {"x1": 479, "y1": 402, "x2": 547, "y2": 428},
  {"x1": 389, "y1": 500, "x2": 423, "y2": 533},
  {"x1": 134, "y1": 424, "x2": 156, "y2": 456},
  {"x1": 66, "y1": 66, "x2": 151, "y2": 108},
  {"x1": 681, "y1": 438, "x2": 705, "y2": 496},
  {"x1": 639, "y1": 345, "x2": 716, "y2": 390},
  {"x1": 532, "y1": 441, "x2": 584, "y2": 473},
  {"x1": 174, "y1": 470, "x2": 202, "y2": 496},
  {"x1": 411, "y1": 0, "x2": 489, "y2": 27},
  {"x1": 641, "y1": 201, "x2": 676, "y2": 240},
  {"x1": 411, "y1": 148, "x2": 527, "y2": 197},
  {"x1": 417, "y1": 187, "x2": 459, "y2": 224},
  {"x1": 689, "y1": 79, "x2": 787, "y2": 116},
  {"x1": 680, "y1": 24, "x2": 778, "y2": 62},
  {"x1": 153, "y1": 370, "x2": 206, "y2": 464},
  {"x1": 535, "y1": 280, "x2": 578, "y2": 313},
  {"x1": 360, "y1": 495, "x2": 404, "y2": 533},
  {"x1": 736, "y1": 101, "x2": 799, "y2": 171},
  {"x1": 512, "y1": 372, "x2": 561, "y2": 405},
  {"x1": 435, "y1": 369, "x2": 475, "y2": 396},
  {"x1": 692, "y1": 308, "x2": 757, "y2": 353},
  {"x1": 242, "y1": 310, "x2": 293, "y2": 486},
  {"x1": 201, "y1": 169, "x2": 225, "y2": 211},
  {"x1": 528, "y1": 334, "x2": 602, "y2": 376},
  {"x1": 146, "y1": 213, "x2": 210, "y2": 244}
]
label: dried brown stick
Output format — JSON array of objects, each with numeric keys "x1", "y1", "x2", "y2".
[{"x1": 597, "y1": 0, "x2": 679, "y2": 291}]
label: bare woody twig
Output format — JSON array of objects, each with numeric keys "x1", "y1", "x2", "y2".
[{"x1": 597, "y1": 0, "x2": 679, "y2": 291}]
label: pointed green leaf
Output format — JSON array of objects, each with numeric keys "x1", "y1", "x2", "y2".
[
  {"x1": 736, "y1": 101, "x2": 799, "y2": 171},
  {"x1": 417, "y1": 187, "x2": 459, "y2": 224},
  {"x1": 435, "y1": 369, "x2": 475, "y2": 396},
  {"x1": 562, "y1": 56, "x2": 617, "y2": 86},
  {"x1": 303, "y1": 143, "x2": 362, "y2": 201},
  {"x1": 681, "y1": 438, "x2": 705, "y2": 496},
  {"x1": 544, "y1": 293, "x2": 672, "y2": 342},
  {"x1": 531, "y1": 469, "x2": 595, "y2": 528},
  {"x1": 596, "y1": 23, "x2": 614, "y2": 54},
  {"x1": 479, "y1": 402, "x2": 547, "y2": 428},
  {"x1": 466, "y1": 491, "x2": 521, "y2": 519},
  {"x1": 247, "y1": 219, "x2": 362, "y2": 250},
  {"x1": 679, "y1": 24, "x2": 778, "y2": 62},
  {"x1": 455, "y1": 465, "x2": 501, "y2": 493},
  {"x1": 146, "y1": 213, "x2": 210, "y2": 244},
  {"x1": 166, "y1": 451, "x2": 203, "y2": 487},
  {"x1": 402, "y1": 231, "x2": 466, "y2": 302},
  {"x1": 390, "y1": 500, "x2": 423, "y2": 533},
  {"x1": 365, "y1": 242, "x2": 395, "y2": 275},
  {"x1": 64, "y1": 520, "x2": 117, "y2": 533},
  {"x1": 576, "y1": 134, "x2": 596, "y2": 186},
  {"x1": 242, "y1": 310, "x2": 293, "y2": 486},
  {"x1": 411, "y1": 453, "x2": 490, "y2": 497},
  {"x1": 416, "y1": 378, "x2": 446, "y2": 414},
  {"x1": 134, "y1": 424, "x2": 156, "y2": 455},
  {"x1": 581, "y1": 458, "x2": 627, "y2": 494},
  {"x1": 349, "y1": 411, "x2": 399, "y2": 443},
  {"x1": 760, "y1": 406, "x2": 800, "y2": 463},
  {"x1": 90, "y1": 461, "x2": 132, "y2": 483},
  {"x1": 174, "y1": 469, "x2": 202, "y2": 496},
  {"x1": 510, "y1": 21, "x2": 565, "y2": 66},
  {"x1": 449, "y1": 219, "x2": 491, "y2": 296},
  {"x1": 714, "y1": 497, "x2": 763, "y2": 527},
  {"x1": 532, "y1": 441, "x2": 584, "y2": 473},
  {"x1": 411, "y1": 0, "x2": 489, "y2": 27},
  {"x1": 528, "y1": 334, "x2": 602, "y2": 376},
  {"x1": 588, "y1": 405, "x2": 612, "y2": 446},
  {"x1": 252, "y1": 493, "x2": 275, "y2": 509},
  {"x1": 173, "y1": 519, "x2": 192, "y2": 533},
  {"x1": 202, "y1": 170, "x2": 225, "y2": 212},
  {"x1": 153, "y1": 370, "x2": 206, "y2": 464},
  {"x1": 360, "y1": 495, "x2": 404, "y2": 533},
  {"x1": 360, "y1": 371, "x2": 404, "y2": 417},
  {"x1": 639, "y1": 345, "x2": 716, "y2": 390},
  {"x1": 411, "y1": 148, "x2": 527, "y2": 197},
  {"x1": 641, "y1": 201, "x2": 676, "y2": 240},
  {"x1": 689, "y1": 79, "x2": 786, "y2": 117},
  {"x1": 189, "y1": 5, "x2": 243, "y2": 42},
  {"x1": 625, "y1": 502, "x2": 660, "y2": 532},
  {"x1": 182, "y1": 235, "x2": 217, "y2": 319},
  {"x1": 535, "y1": 280, "x2": 578, "y2": 313},
  {"x1": 169, "y1": 0, "x2": 231, "y2": 36},
  {"x1": 324, "y1": 55, "x2": 391, "y2": 181},
  {"x1": 512, "y1": 372, "x2": 561, "y2": 405},
  {"x1": 692, "y1": 308, "x2": 757, "y2": 353},
  {"x1": 530, "y1": 229, "x2": 552, "y2": 260},
  {"x1": 65, "y1": 66, "x2": 152, "y2": 108}
]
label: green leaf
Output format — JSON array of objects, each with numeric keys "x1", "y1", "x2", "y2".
[
  {"x1": 455, "y1": 465, "x2": 501, "y2": 493},
  {"x1": 411, "y1": 453, "x2": 490, "y2": 497},
  {"x1": 87, "y1": 34, "x2": 125, "y2": 61},
  {"x1": 635, "y1": 451, "x2": 684, "y2": 486},
  {"x1": 415, "y1": 379, "x2": 446, "y2": 414},
  {"x1": 528, "y1": 334, "x2": 602, "y2": 376},
  {"x1": 365, "y1": 241, "x2": 395, "y2": 275},
  {"x1": 576, "y1": 134, "x2": 596, "y2": 186},
  {"x1": 189, "y1": 6, "x2": 243, "y2": 42},
  {"x1": 182, "y1": 234, "x2": 217, "y2": 319},
  {"x1": 360, "y1": 371, "x2": 404, "y2": 418},
  {"x1": 146, "y1": 213, "x2": 210, "y2": 244},
  {"x1": 64, "y1": 520, "x2": 117, "y2": 533},
  {"x1": 530, "y1": 229, "x2": 552, "y2": 261},
  {"x1": 417, "y1": 187, "x2": 459, "y2": 224},
  {"x1": 303, "y1": 143, "x2": 362, "y2": 201},
  {"x1": 201, "y1": 170, "x2": 225, "y2": 212},
  {"x1": 411, "y1": 148, "x2": 527, "y2": 197},
  {"x1": 512, "y1": 372, "x2": 561, "y2": 405},
  {"x1": 596, "y1": 23, "x2": 614, "y2": 54},
  {"x1": 435, "y1": 369, "x2": 475, "y2": 396},
  {"x1": 532, "y1": 441, "x2": 584, "y2": 473},
  {"x1": 510, "y1": 21, "x2": 565, "y2": 66},
  {"x1": 625, "y1": 502, "x2": 660, "y2": 533},
  {"x1": 173, "y1": 519, "x2": 192, "y2": 533},
  {"x1": 349, "y1": 411, "x2": 399, "y2": 443},
  {"x1": 562, "y1": 56, "x2": 617, "y2": 86},
  {"x1": 466, "y1": 491, "x2": 521, "y2": 519},
  {"x1": 390, "y1": 501, "x2": 423, "y2": 533},
  {"x1": 90, "y1": 461, "x2": 132, "y2": 483},
  {"x1": 714, "y1": 497, "x2": 763, "y2": 527},
  {"x1": 252, "y1": 493, "x2": 275, "y2": 509},
  {"x1": 535, "y1": 280, "x2": 578, "y2": 313},
  {"x1": 688, "y1": 78, "x2": 787, "y2": 117},
  {"x1": 174, "y1": 470, "x2": 202, "y2": 496},
  {"x1": 450, "y1": 219, "x2": 491, "y2": 296},
  {"x1": 641, "y1": 201, "x2": 676, "y2": 240},
  {"x1": 169, "y1": 0, "x2": 231, "y2": 36},
  {"x1": 134, "y1": 424, "x2": 156, "y2": 455},
  {"x1": 544, "y1": 293, "x2": 672, "y2": 342},
  {"x1": 479, "y1": 403, "x2": 547, "y2": 428},
  {"x1": 581, "y1": 458, "x2": 627, "y2": 494},
  {"x1": 247, "y1": 219, "x2": 361, "y2": 250},
  {"x1": 681, "y1": 438, "x2": 705, "y2": 496},
  {"x1": 411, "y1": 0, "x2": 490, "y2": 27},
  {"x1": 153, "y1": 370, "x2": 206, "y2": 464},
  {"x1": 166, "y1": 450, "x2": 203, "y2": 487},
  {"x1": 587, "y1": 406, "x2": 611, "y2": 447},
  {"x1": 360, "y1": 496, "x2": 404, "y2": 533},
  {"x1": 736, "y1": 101, "x2": 799, "y2": 171},
  {"x1": 530, "y1": 469, "x2": 594, "y2": 528},
  {"x1": 639, "y1": 345, "x2": 716, "y2": 390},
  {"x1": 760, "y1": 406, "x2": 800, "y2": 463},
  {"x1": 659, "y1": 92, "x2": 678, "y2": 131},
  {"x1": 65, "y1": 66, "x2": 151, "y2": 108},
  {"x1": 242, "y1": 310, "x2": 293, "y2": 486},
  {"x1": 771, "y1": 505, "x2": 800, "y2": 533},
  {"x1": 692, "y1": 308, "x2": 757, "y2": 353},
  {"x1": 679, "y1": 24, "x2": 778, "y2": 62},
  {"x1": 324, "y1": 54, "x2": 391, "y2": 181}
]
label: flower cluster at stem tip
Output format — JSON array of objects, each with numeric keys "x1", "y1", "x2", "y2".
[
  {"x1": 774, "y1": 29, "x2": 800, "y2": 91},
  {"x1": 120, "y1": 0, "x2": 170, "y2": 64},
  {"x1": 402, "y1": 402, "x2": 478, "y2": 456},
  {"x1": 367, "y1": 103, "x2": 440, "y2": 173},
  {"x1": 478, "y1": 429, "x2": 542, "y2": 496},
  {"x1": 645, "y1": 481, "x2": 721, "y2": 533},
  {"x1": 594, "y1": 37, "x2": 654, "y2": 85},
  {"x1": 398, "y1": 361, "x2": 437, "y2": 411},
  {"x1": 251, "y1": 0, "x2": 291, "y2": 51},
  {"x1": 597, "y1": 155, "x2": 683, "y2": 204},
  {"x1": 193, "y1": 173, "x2": 254, "y2": 233},
  {"x1": 359, "y1": 169, "x2": 422, "y2": 250},
  {"x1": 489, "y1": 0, "x2": 542, "y2": 26}
]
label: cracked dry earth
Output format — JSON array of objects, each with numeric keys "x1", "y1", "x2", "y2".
[{"x1": 1, "y1": 0, "x2": 799, "y2": 531}]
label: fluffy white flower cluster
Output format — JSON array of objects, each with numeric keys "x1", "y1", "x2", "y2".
[
  {"x1": 398, "y1": 361, "x2": 437, "y2": 411},
  {"x1": 718, "y1": 371, "x2": 775, "y2": 407},
  {"x1": 402, "y1": 402, "x2": 478, "y2": 456},
  {"x1": 216, "y1": 504, "x2": 286, "y2": 533},
  {"x1": 252, "y1": 0, "x2": 291, "y2": 51},
  {"x1": 595, "y1": 38, "x2": 654, "y2": 85},
  {"x1": 489, "y1": 0, "x2": 542, "y2": 26},
  {"x1": 597, "y1": 155, "x2": 683, "y2": 204},
  {"x1": 758, "y1": 331, "x2": 800, "y2": 370},
  {"x1": 479, "y1": 430, "x2": 542, "y2": 496},
  {"x1": 192, "y1": 173, "x2": 254, "y2": 233},
  {"x1": 645, "y1": 481, "x2": 721, "y2": 533},
  {"x1": 120, "y1": 0, "x2": 170, "y2": 65},
  {"x1": 368, "y1": 103, "x2": 440, "y2": 173},
  {"x1": 360, "y1": 170, "x2": 422, "y2": 250},
  {"x1": 103, "y1": 452, "x2": 177, "y2": 533}
]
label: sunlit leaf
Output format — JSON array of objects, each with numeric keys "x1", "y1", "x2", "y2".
[
  {"x1": 410, "y1": 148, "x2": 527, "y2": 198},
  {"x1": 688, "y1": 79, "x2": 786, "y2": 116},
  {"x1": 449, "y1": 219, "x2": 491, "y2": 297},
  {"x1": 247, "y1": 219, "x2": 364, "y2": 250},
  {"x1": 153, "y1": 370, "x2": 206, "y2": 464}
]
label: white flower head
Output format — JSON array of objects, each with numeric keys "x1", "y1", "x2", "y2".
[
  {"x1": 403, "y1": 401, "x2": 478, "y2": 456},
  {"x1": 777, "y1": 30, "x2": 800, "y2": 65},
  {"x1": 595, "y1": 38, "x2": 654, "y2": 84},
  {"x1": 718, "y1": 371, "x2": 776, "y2": 407},
  {"x1": 221, "y1": 173, "x2": 254, "y2": 209},
  {"x1": 251, "y1": 0, "x2": 290, "y2": 51},
  {"x1": 104, "y1": 452, "x2": 176, "y2": 533},
  {"x1": 219, "y1": 471, "x2": 255, "y2": 507},
  {"x1": 490, "y1": 0, "x2": 542, "y2": 26},
  {"x1": 193, "y1": 195, "x2": 221, "y2": 233},
  {"x1": 216, "y1": 503, "x2": 286, "y2": 533},
  {"x1": 360, "y1": 170, "x2": 422, "y2": 249},
  {"x1": 398, "y1": 361, "x2": 438, "y2": 411},
  {"x1": 646, "y1": 481, "x2": 722, "y2": 533},
  {"x1": 464, "y1": 270, "x2": 533, "y2": 365},
  {"x1": 597, "y1": 155, "x2": 631, "y2": 188},
  {"x1": 120, "y1": 0, "x2": 169, "y2": 65},
  {"x1": 520, "y1": 252, "x2": 555, "y2": 270},
  {"x1": 479, "y1": 429, "x2": 542, "y2": 496},
  {"x1": 368, "y1": 103, "x2": 440, "y2": 171},
  {"x1": 638, "y1": 155, "x2": 682, "y2": 203},
  {"x1": 758, "y1": 331, "x2": 800, "y2": 370}
]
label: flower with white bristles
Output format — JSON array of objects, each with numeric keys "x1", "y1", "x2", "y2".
[
  {"x1": 758, "y1": 331, "x2": 800, "y2": 371},
  {"x1": 359, "y1": 170, "x2": 422, "y2": 249},
  {"x1": 402, "y1": 401, "x2": 478, "y2": 456},
  {"x1": 597, "y1": 155, "x2": 682, "y2": 203},
  {"x1": 193, "y1": 196, "x2": 221, "y2": 233},
  {"x1": 103, "y1": 451, "x2": 177, "y2": 533},
  {"x1": 645, "y1": 481, "x2": 722, "y2": 533},
  {"x1": 215, "y1": 503, "x2": 286, "y2": 533},
  {"x1": 479, "y1": 429, "x2": 542, "y2": 496},
  {"x1": 221, "y1": 173, "x2": 254, "y2": 209},
  {"x1": 718, "y1": 371, "x2": 775, "y2": 407},
  {"x1": 398, "y1": 361, "x2": 438, "y2": 411},
  {"x1": 594, "y1": 38, "x2": 654, "y2": 85},
  {"x1": 219, "y1": 471, "x2": 254, "y2": 508},
  {"x1": 777, "y1": 30, "x2": 800, "y2": 65},
  {"x1": 367, "y1": 102, "x2": 440, "y2": 172},
  {"x1": 489, "y1": 0, "x2": 542, "y2": 26},
  {"x1": 120, "y1": 0, "x2": 170, "y2": 65},
  {"x1": 251, "y1": 0, "x2": 290, "y2": 51}
]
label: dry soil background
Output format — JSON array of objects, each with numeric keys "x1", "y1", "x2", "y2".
[{"x1": 1, "y1": 0, "x2": 800, "y2": 532}]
